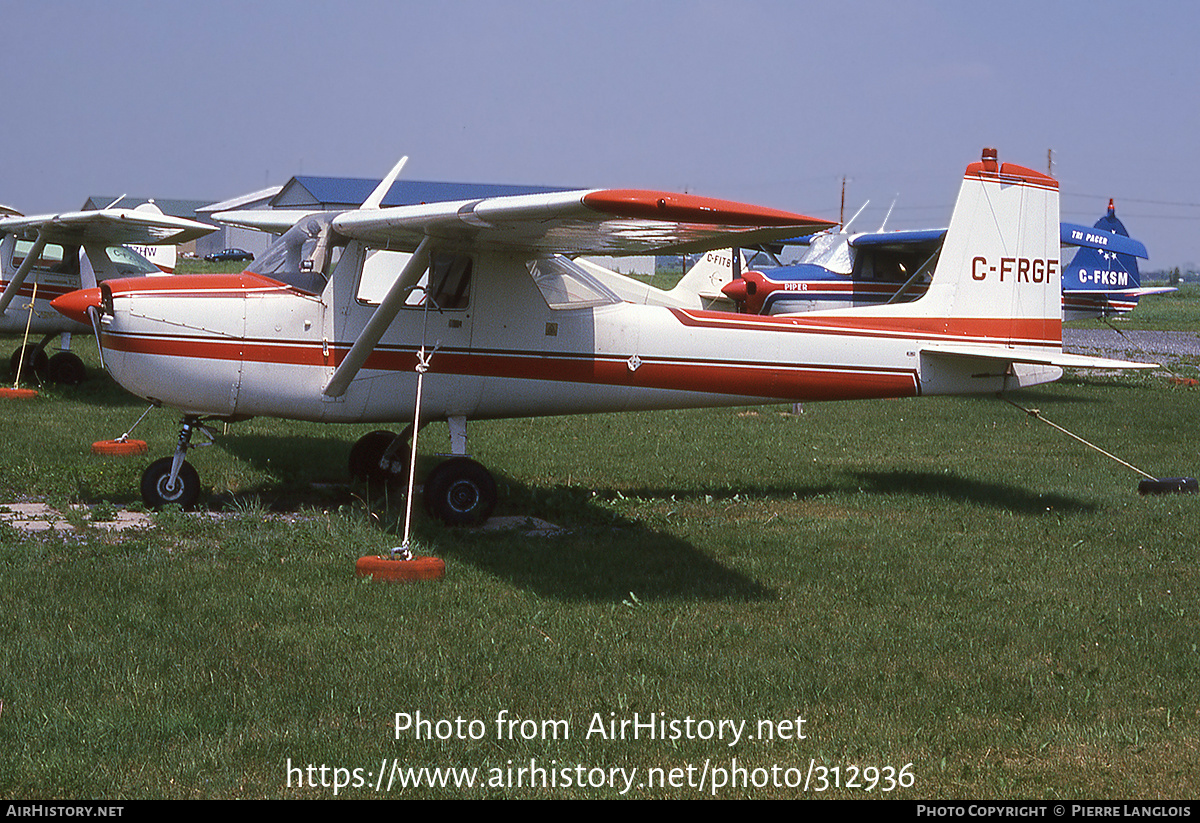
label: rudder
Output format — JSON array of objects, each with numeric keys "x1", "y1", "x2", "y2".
[{"x1": 917, "y1": 147, "x2": 1061, "y2": 350}]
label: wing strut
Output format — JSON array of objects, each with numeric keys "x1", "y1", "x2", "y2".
[
  {"x1": 0, "y1": 229, "x2": 49, "y2": 316},
  {"x1": 323, "y1": 236, "x2": 432, "y2": 398}
]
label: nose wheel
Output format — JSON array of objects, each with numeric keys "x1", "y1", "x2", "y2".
[
  {"x1": 141, "y1": 457, "x2": 201, "y2": 509},
  {"x1": 140, "y1": 417, "x2": 212, "y2": 510}
]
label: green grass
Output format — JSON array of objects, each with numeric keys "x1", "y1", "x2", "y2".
[
  {"x1": 1, "y1": 334, "x2": 1198, "y2": 798},
  {"x1": 176, "y1": 259, "x2": 251, "y2": 275},
  {"x1": 1067, "y1": 284, "x2": 1200, "y2": 332}
]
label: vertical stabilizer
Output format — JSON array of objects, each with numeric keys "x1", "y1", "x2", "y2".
[
  {"x1": 873, "y1": 149, "x2": 1152, "y2": 383},
  {"x1": 1060, "y1": 200, "x2": 1158, "y2": 319},
  {"x1": 886, "y1": 148, "x2": 1061, "y2": 355},
  {"x1": 668, "y1": 248, "x2": 745, "y2": 303}
]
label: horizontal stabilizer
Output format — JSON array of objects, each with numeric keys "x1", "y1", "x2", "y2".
[
  {"x1": 1065, "y1": 286, "x2": 1176, "y2": 296},
  {"x1": 922, "y1": 343, "x2": 1157, "y2": 370},
  {"x1": 1060, "y1": 222, "x2": 1148, "y2": 258}
]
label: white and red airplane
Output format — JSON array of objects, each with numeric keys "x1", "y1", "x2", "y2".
[
  {"x1": 1, "y1": 205, "x2": 213, "y2": 383},
  {"x1": 52, "y1": 149, "x2": 1155, "y2": 523}
]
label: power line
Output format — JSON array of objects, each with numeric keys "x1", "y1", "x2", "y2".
[{"x1": 1062, "y1": 192, "x2": 1200, "y2": 209}]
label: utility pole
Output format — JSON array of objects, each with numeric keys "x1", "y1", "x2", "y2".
[{"x1": 839, "y1": 176, "x2": 846, "y2": 227}]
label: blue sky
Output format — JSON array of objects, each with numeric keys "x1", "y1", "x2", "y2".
[{"x1": 4, "y1": 0, "x2": 1199, "y2": 268}]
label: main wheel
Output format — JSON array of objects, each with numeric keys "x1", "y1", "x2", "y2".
[
  {"x1": 348, "y1": 429, "x2": 410, "y2": 486},
  {"x1": 423, "y1": 457, "x2": 497, "y2": 526},
  {"x1": 47, "y1": 352, "x2": 86, "y2": 385},
  {"x1": 141, "y1": 457, "x2": 201, "y2": 509},
  {"x1": 9, "y1": 346, "x2": 48, "y2": 382}
]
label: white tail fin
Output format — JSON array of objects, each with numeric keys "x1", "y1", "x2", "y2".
[
  {"x1": 913, "y1": 147, "x2": 1061, "y2": 351},
  {"x1": 668, "y1": 248, "x2": 745, "y2": 303},
  {"x1": 132, "y1": 202, "x2": 177, "y2": 273},
  {"x1": 818, "y1": 148, "x2": 1153, "y2": 384}
]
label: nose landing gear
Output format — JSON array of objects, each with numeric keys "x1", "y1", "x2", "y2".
[{"x1": 140, "y1": 417, "x2": 213, "y2": 509}]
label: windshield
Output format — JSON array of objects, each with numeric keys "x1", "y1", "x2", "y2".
[
  {"x1": 102, "y1": 246, "x2": 160, "y2": 277},
  {"x1": 249, "y1": 212, "x2": 342, "y2": 293}
]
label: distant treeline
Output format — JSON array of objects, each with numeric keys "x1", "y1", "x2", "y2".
[{"x1": 1145, "y1": 268, "x2": 1199, "y2": 285}]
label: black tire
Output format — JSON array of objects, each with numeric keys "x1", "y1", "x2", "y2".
[
  {"x1": 348, "y1": 429, "x2": 409, "y2": 485},
  {"x1": 47, "y1": 352, "x2": 86, "y2": 385},
  {"x1": 141, "y1": 457, "x2": 201, "y2": 509},
  {"x1": 9, "y1": 346, "x2": 48, "y2": 382},
  {"x1": 423, "y1": 457, "x2": 497, "y2": 526}
]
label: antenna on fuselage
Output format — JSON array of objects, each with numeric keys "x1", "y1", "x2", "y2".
[
  {"x1": 878, "y1": 196, "x2": 898, "y2": 232},
  {"x1": 362, "y1": 156, "x2": 409, "y2": 210},
  {"x1": 842, "y1": 200, "x2": 870, "y2": 234}
]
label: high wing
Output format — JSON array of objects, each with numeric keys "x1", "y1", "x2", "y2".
[
  {"x1": 322, "y1": 188, "x2": 835, "y2": 398},
  {"x1": 784, "y1": 223, "x2": 1148, "y2": 257},
  {"x1": 330, "y1": 189, "x2": 835, "y2": 256},
  {"x1": 0, "y1": 208, "x2": 214, "y2": 318},
  {"x1": 212, "y1": 209, "x2": 327, "y2": 235},
  {"x1": 0, "y1": 208, "x2": 213, "y2": 246},
  {"x1": 847, "y1": 227, "x2": 948, "y2": 252}
]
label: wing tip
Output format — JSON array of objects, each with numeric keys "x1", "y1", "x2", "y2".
[{"x1": 582, "y1": 190, "x2": 835, "y2": 229}]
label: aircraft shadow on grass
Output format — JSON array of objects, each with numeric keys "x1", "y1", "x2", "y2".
[
  {"x1": 852, "y1": 470, "x2": 1098, "y2": 514},
  {"x1": 217, "y1": 432, "x2": 776, "y2": 603},
  {"x1": 216, "y1": 436, "x2": 1098, "y2": 599}
]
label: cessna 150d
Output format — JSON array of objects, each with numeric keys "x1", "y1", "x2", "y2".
[
  {"x1": 52, "y1": 149, "x2": 1154, "y2": 523},
  {"x1": 1, "y1": 205, "x2": 213, "y2": 382}
]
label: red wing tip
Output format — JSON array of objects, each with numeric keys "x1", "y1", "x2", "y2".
[{"x1": 583, "y1": 189, "x2": 835, "y2": 228}]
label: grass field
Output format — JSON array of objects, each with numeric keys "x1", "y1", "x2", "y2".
[
  {"x1": 1066, "y1": 284, "x2": 1200, "y2": 333},
  {"x1": 1, "y1": 292, "x2": 1198, "y2": 798}
]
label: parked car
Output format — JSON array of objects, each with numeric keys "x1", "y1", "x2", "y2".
[{"x1": 204, "y1": 248, "x2": 254, "y2": 263}]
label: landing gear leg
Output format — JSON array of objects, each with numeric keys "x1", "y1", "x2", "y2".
[{"x1": 141, "y1": 417, "x2": 211, "y2": 509}]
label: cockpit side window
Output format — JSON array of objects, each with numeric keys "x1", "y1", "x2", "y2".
[
  {"x1": 356, "y1": 250, "x2": 473, "y2": 310},
  {"x1": 527, "y1": 255, "x2": 621, "y2": 309},
  {"x1": 426, "y1": 253, "x2": 472, "y2": 310},
  {"x1": 102, "y1": 246, "x2": 160, "y2": 278},
  {"x1": 11, "y1": 240, "x2": 77, "y2": 276}
]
